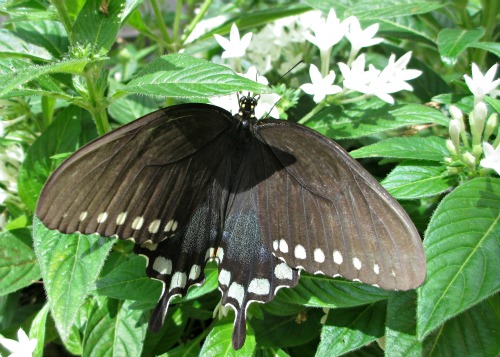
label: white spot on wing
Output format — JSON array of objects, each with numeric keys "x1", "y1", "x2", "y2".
[
  {"x1": 374, "y1": 264, "x2": 380, "y2": 275},
  {"x1": 141, "y1": 240, "x2": 158, "y2": 251},
  {"x1": 148, "y1": 219, "x2": 161, "y2": 233},
  {"x1": 274, "y1": 262, "x2": 293, "y2": 280},
  {"x1": 228, "y1": 282, "x2": 245, "y2": 306},
  {"x1": 153, "y1": 257, "x2": 172, "y2": 275},
  {"x1": 116, "y1": 212, "x2": 127, "y2": 225},
  {"x1": 169, "y1": 272, "x2": 187, "y2": 291},
  {"x1": 279, "y1": 239, "x2": 289, "y2": 253},
  {"x1": 294, "y1": 244, "x2": 306, "y2": 259},
  {"x1": 248, "y1": 278, "x2": 270, "y2": 295},
  {"x1": 273, "y1": 240, "x2": 279, "y2": 250},
  {"x1": 97, "y1": 212, "x2": 108, "y2": 223},
  {"x1": 171, "y1": 220, "x2": 178, "y2": 231},
  {"x1": 353, "y1": 257, "x2": 362, "y2": 270},
  {"x1": 164, "y1": 219, "x2": 174, "y2": 232},
  {"x1": 189, "y1": 265, "x2": 201, "y2": 280},
  {"x1": 79, "y1": 211, "x2": 88, "y2": 221},
  {"x1": 132, "y1": 216, "x2": 144, "y2": 230},
  {"x1": 205, "y1": 247, "x2": 215, "y2": 261},
  {"x1": 333, "y1": 250, "x2": 343, "y2": 265},
  {"x1": 314, "y1": 248, "x2": 325, "y2": 263},
  {"x1": 216, "y1": 247, "x2": 224, "y2": 262},
  {"x1": 219, "y1": 269, "x2": 231, "y2": 286},
  {"x1": 391, "y1": 269, "x2": 396, "y2": 277}
]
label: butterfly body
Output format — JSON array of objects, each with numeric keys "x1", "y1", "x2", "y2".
[{"x1": 36, "y1": 97, "x2": 425, "y2": 349}]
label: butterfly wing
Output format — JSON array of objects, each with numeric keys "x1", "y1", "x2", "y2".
[
  {"x1": 254, "y1": 119, "x2": 426, "y2": 291},
  {"x1": 36, "y1": 103, "x2": 235, "y2": 328}
]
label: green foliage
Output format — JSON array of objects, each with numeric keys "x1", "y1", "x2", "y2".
[{"x1": 0, "y1": 0, "x2": 498, "y2": 356}]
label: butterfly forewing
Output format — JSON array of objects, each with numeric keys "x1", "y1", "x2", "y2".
[{"x1": 254, "y1": 120, "x2": 426, "y2": 291}]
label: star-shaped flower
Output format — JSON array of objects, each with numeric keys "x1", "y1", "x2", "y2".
[
  {"x1": 303, "y1": 9, "x2": 346, "y2": 52},
  {"x1": 214, "y1": 23, "x2": 252, "y2": 59},
  {"x1": 480, "y1": 142, "x2": 500, "y2": 175},
  {"x1": 300, "y1": 64, "x2": 342, "y2": 103},
  {"x1": 464, "y1": 63, "x2": 500, "y2": 102},
  {"x1": 0, "y1": 328, "x2": 38, "y2": 357},
  {"x1": 345, "y1": 16, "x2": 383, "y2": 51}
]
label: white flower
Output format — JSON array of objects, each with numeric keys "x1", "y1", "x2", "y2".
[
  {"x1": 303, "y1": 9, "x2": 346, "y2": 52},
  {"x1": 377, "y1": 52, "x2": 422, "y2": 92},
  {"x1": 209, "y1": 66, "x2": 280, "y2": 118},
  {"x1": 345, "y1": 16, "x2": 383, "y2": 51},
  {"x1": 214, "y1": 23, "x2": 252, "y2": 59},
  {"x1": 480, "y1": 142, "x2": 500, "y2": 175},
  {"x1": 0, "y1": 328, "x2": 38, "y2": 357},
  {"x1": 185, "y1": 14, "x2": 228, "y2": 43},
  {"x1": 464, "y1": 63, "x2": 500, "y2": 102},
  {"x1": 300, "y1": 64, "x2": 342, "y2": 103}
]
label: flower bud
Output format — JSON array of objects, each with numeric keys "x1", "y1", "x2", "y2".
[
  {"x1": 446, "y1": 139, "x2": 457, "y2": 156},
  {"x1": 483, "y1": 113, "x2": 498, "y2": 142},
  {"x1": 471, "y1": 102, "x2": 487, "y2": 146},
  {"x1": 462, "y1": 151, "x2": 476, "y2": 171},
  {"x1": 449, "y1": 119, "x2": 461, "y2": 152},
  {"x1": 449, "y1": 105, "x2": 463, "y2": 122}
]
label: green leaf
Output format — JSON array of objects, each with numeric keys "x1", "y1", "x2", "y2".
[
  {"x1": 437, "y1": 28, "x2": 485, "y2": 65},
  {"x1": 468, "y1": 42, "x2": 500, "y2": 58},
  {"x1": 309, "y1": 102, "x2": 448, "y2": 139},
  {"x1": 422, "y1": 294, "x2": 500, "y2": 356},
  {"x1": 0, "y1": 228, "x2": 41, "y2": 296},
  {"x1": 378, "y1": 16, "x2": 436, "y2": 45},
  {"x1": 385, "y1": 291, "x2": 422, "y2": 356},
  {"x1": 0, "y1": 57, "x2": 90, "y2": 98},
  {"x1": 0, "y1": 29, "x2": 53, "y2": 60},
  {"x1": 350, "y1": 137, "x2": 448, "y2": 161},
  {"x1": 317, "y1": 301, "x2": 387, "y2": 356},
  {"x1": 95, "y1": 255, "x2": 161, "y2": 303},
  {"x1": 29, "y1": 303, "x2": 50, "y2": 357},
  {"x1": 381, "y1": 160, "x2": 453, "y2": 199},
  {"x1": 108, "y1": 94, "x2": 159, "y2": 124},
  {"x1": 72, "y1": 0, "x2": 142, "y2": 53},
  {"x1": 17, "y1": 106, "x2": 92, "y2": 211},
  {"x1": 82, "y1": 297, "x2": 148, "y2": 357},
  {"x1": 274, "y1": 274, "x2": 390, "y2": 308},
  {"x1": 484, "y1": 96, "x2": 500, "y2": 114},
  {"x1": 200, "y1": 316, "x2": 256, "y2": 356},
  {"x1": 417, "y1": 177, "x2": 500, "y2": 339},
  {"x1": 158, "y1": 340, "x2": 201, "y2": 357},
  {"x1": 123, "y1": 53, "x2": 268, "y2": 98},
  {"x1": 13, "y1": 20, "x2": 69, "y2": 58},
  {"x1": 32, "y1": 216, "x2": 116, "y2": 341},
  {"x1": 143, "y1": 307, "x2": 188, "y2": 355}
]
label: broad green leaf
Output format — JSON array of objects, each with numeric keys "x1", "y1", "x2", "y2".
[
  {"x1": 0, "y1": 57, "x2": 90, "y2": 98},
  {"x1": 13, "y1": 20, "x2": 69, "y2": 58},
  {"x1": 82, "y1": 297, "x2": 148, "y2": 357},
  {"x1": 17, "y1": 106, "x2": 91, "y2": 211},
  {"x1": 316, "y1": 301, "x2": 387, "y2": 356},
  {"x1": 385, "y1": 291, "x2": 422, "y2": 357},
  {"x1": 124, "y1": 53, "x2": 268, "y2": 98},
  {"x1": 350, "y1": 137, "x2": 448, "y2": 161},
  {"x1": 29, "y1": 303, "x2": 50, "y2": 357},
  {"x1": 309, "y1": 102, "x2": 448, "y2": 139},
  {"x1": 0, "y1": 29, "x2": 53, "y2": 60},
  {"x1": 274, "y1": 274, "x2": 390, "y2": 308},
  {"x1": 252, "y1": 308, "x2": 323, "y2": 347},
  {"x1": 32, "y1": 216, "x2": 116, "y2": 341},
  {"x1": 381, "y1": 160, "x2": 453, "y2": 199},
  {"x1": 437, "y1": 28, "x2": 485, "y2": 66},
  {"x1": 108, "y1": 94, "x2": 159, "y2": 124},
  {"x1": 422, "y1": 295, "x2": 500, "y2": 356},
  {"x1": 469, "y1": 42, "x2": 500, "y2": 58},
  {"x1": 200, "y1": 316, "x2": 256, "y2": 356},
  {"x1": 73, "y1": 0, "x2": 142, "y2": 53},
  {"x1": 94, "y1": 255, "x2": 161, "y2": 303},
  {"x1": 417, "y1": 177, "x2": 500, "y2": 338},
  {"x1": 378, "y1": 16, "x2": 437, "y2": 45},
  {"x1": 0, "y1": 228, "x2": 40, "y2": 296},
  {"x1": 143, "y1": 307, "x2": 188, "y2": 355}
]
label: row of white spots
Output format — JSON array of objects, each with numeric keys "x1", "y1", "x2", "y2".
[
  {"x1": 152, "y1": 257, "x2": 202, "y2": 292},
  {"x1": 80, "y1": 211, "x2": 178, "y2": 234},
  {"x1": 273, "y1": 243, "x2": 385, "y2": 276}
]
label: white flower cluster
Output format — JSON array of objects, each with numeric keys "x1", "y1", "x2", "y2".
[
  {"x1": 0, "y1": 328, "x2": 38, "y2": 357},
  {"x1": 447, "y1": 64, "x2": 500, "y2": 176}
]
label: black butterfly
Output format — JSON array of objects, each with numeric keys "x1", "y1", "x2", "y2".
[{"x1": 36, "y1": 96, "x2": 426, "y2": 349}]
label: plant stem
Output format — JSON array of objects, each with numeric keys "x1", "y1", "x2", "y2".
[
  {"x1": 173, "y1": 0, "x2": 183, "y2": 44},
  {"x1": 298, "y1": 101, "x2": 327, "y2": 125},
  {"x1": 151, "y1": 0, "x2": 172, "y2": 46},
  {"x1": 181, "y1": 0, "x2": 213, "y2": 43}
]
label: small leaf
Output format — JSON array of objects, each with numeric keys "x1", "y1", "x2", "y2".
[
  {"x1": 13, "y1": 20, "x2": 69, "y2": 58},
  {"x1": 33, "y1": 216, "x2": 116, "y2": 341},
  {"x1": 417, "y1": 177, "x2": 500, "y2": 339},
  {"x1": 143, "y1": 307, "x2": 188, "y2": 355},
  {"x1": 382, "y1": 160, "x2": 453, "y2": 199},
  {"x1": 468, "y1": 42, "x2": 500, "y2": 58},
  {"x1": 108, "y1": 94, "x2": 159, "y2": 124},
  {"x1": 0, "y1": 228, "x2": 41, "y2": 296},
  {"x1": 350, "y1": 137, "x2": 448, "y2": 161},
  {"x1": 316, "y1": 301, "x2": 387, "y2": 356},
  {"x1": 0, "y1": 29, "x2": 53, "y2": 60},
  {"x1": 200, "y1": 316, "x2": 256, "y2": 356},
  {"x1": 385, "y1": 291, "x2": 422, "y2": 356},
  {"x1": 309, "y1": 101, "x2": 448, "y2": 139},
  {"x1": 29, "y1": 303, "x2": 50, "y2": 357},
  {"x1": 437, "y1": 28, "x2": 485, "y2": 66},
  {"x1": 124, "y1": 53, "x2": 268, "y2": 98}
]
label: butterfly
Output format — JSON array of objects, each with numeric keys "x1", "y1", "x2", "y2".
[{"x1": 36, "y1": 95, "x2": 426, "y2": 349}]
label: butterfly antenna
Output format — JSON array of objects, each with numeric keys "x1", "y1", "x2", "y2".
[{"x1": 269, "y1": 60, "x2": 304, "y2": 87}]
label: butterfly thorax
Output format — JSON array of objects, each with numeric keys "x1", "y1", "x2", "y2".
[{"x1": 232, "y1": 96, "x2": 258, "y2": 143}]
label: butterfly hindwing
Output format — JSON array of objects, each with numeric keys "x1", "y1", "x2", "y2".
[{"x1": 254, "y1": 120, "x2": 426, "y2": 291}]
